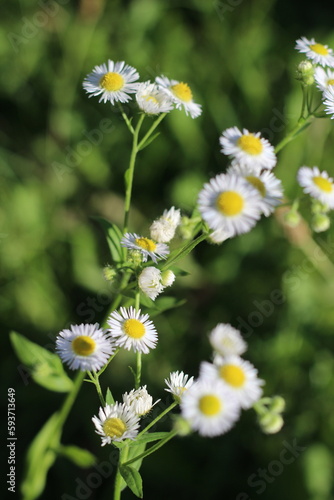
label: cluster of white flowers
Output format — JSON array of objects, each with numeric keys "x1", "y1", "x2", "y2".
[
  {"x1": 83, "y1": 60, "x2": 201, "y2": 118},
  {"x1": 295, "y1": 37, "x2": 334, "y2": 118},
  {"x1": 164, "y1": 323, "x2": 264, "y2": 437},
  {"x1": 198, "y1": 128, "x2": 283, "y2": 240}
]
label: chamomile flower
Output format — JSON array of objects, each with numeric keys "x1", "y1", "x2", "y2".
[
  {"x1": 136, "y1": 81, "x2": 174, "y2": 114},
  {"x1": 107, "y1": 306, "x2": 158, "y2": 354},
  {"x1": 323, "y1": 86, "x2": 334, "y2": 119},
  {"x1": 92, "y1": 402, "x2": 140, "y2": 445},
  {"x1": 156, "y1": 75, "x2": 202, "y2": 118},
  {"x1": 200, "y1": 356, "x2": 264, "y2": 409},
  {"x1": 165, "y1": 371, "x2": 194, "y2": 401},
  {"x1": 220, "y1": 127, "x2": 277, "y2": 170},
  {"x1": 295, "y1": 37, "x2": 334, "y2": 68},
  {"x1": 209, "y1": 323, "x2": 247, "y2": 358},
  {"x1": 83, "y1": 60, "x2": 140, "y2": 104},
  {"x1": 180, "y1": 378, "x2": 240, "y2": 437},
  {"x1": 150, "y1": 207, "x2": 181, "y2": 243},
  {"x1": 227, "y1": 164, "x2": 284, "y2": 216},
  {"x1": 314, "y1": 66, "x2": 334, "y2": 91},
  {"x1": 297, "y1": 166, "x2": 334, "y2": 207},
  {"x1": 121, "y1": 233, "x2": 169, "y2": 263},
  {"x1": 55, "y1": 323, "x2": 114, "y2": 371},
  {"x1": 198, "y1": 173, "x2": 262, "y2": 237},
  {"x1": 138, "y1": 267, "x2": 164, "y2": 300},
  {"x1": 122, "y1": 386, "x2": 159, "y2": 417}
]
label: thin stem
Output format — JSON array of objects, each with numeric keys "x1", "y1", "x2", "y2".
[
  {"x1": 160, "y1": 232, "x2": 208, "y2": 271},
  {"x1": 55, "y1": 371, "x2": 85, "y2": 434},
  {"x1": 87, "y1": 371, "x2": 105, "y2": 406},
  {"x1": 274, "y1": 115, "x2": 312, "y2": 154},
  {"x1": 113, "y1": 445, "x2": 129, "y2": 500},
  {"x1": 123, "y1": 114, "x2": 145, "y2": 233},
  {"x1": 137, "y1": 401, "x2": 178, "y2": 438},
  {"x1": 118, "y1": 103, "x2": 135, "y2": 134},
  {"x1": 137, "y1": 112, "x2": 167, "y2": 150},
  {"x1": 123, "y1": 430, "x2": 178, "y2": 467},
  {"x1": 135, "y1": 352, "x2": 142, "y2": 390}
]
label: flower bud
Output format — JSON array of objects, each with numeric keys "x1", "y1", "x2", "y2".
[
  {"x1": 311, "y1": 213, "x2": 331, "y2": 233},
  {"x1": 160, "y1": 270, "x2": 175, "y2": 287},
  {"x1": 103, "y1": 265, "x2": 117, "y2": 282},
  {"x1": 259, "y1": 412, "x2": 284, "y2": 434},
  {"x1": 172, "y1": 416, "x2": 192, "y2": 436},
  {"x1": 283, "y1": 209, "x2": 301, "y2": 228},
  {"x1": 268, "y1": 395, "x2": 286, "y2": 414},
  {"x1": 296, "y1": 60, "x2": 315, "y2": 86}
]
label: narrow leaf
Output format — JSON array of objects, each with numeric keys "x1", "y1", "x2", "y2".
[
  {"x1": 105, "y1": 388, "x2": 115, "y2": 405},
  {"x1": 92, "y1": 217, "x2": 125, "y2": 263},
  {"x1": 120, "y1": 465, "x2": 143, "y2": 498},
  {"x1": 58, "y1": 445, "x2": 96, "y2": 468},
  {"x1": 138, "y1": 132, "x2": 160, "y2": 151}
]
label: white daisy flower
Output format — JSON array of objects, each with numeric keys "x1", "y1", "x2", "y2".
[
  {"x1": 107, "y1": 306, "x2": 158, "y2": 354},
  {"x1": 136, "y1": 81, "x2": 174, "y2": 114},
  {"x1": 165, "y1": 370, "x2": 194, "y2": 401},
  {"x1": 314, "y1": 66, "x2": 334, "y2": 91},
  {"x1": 121, "y1": 233, "x2": 169, "y2": 263},
  {"x1": 198, "y1": 173, "x2": 262, "y2": 237},
  {"x1": 138, "y1": 266, "x2": 164, "y2": 301},
  {"x1": 295, "y1": 37, "x2": 334, "y2": 68},
  {"x1": 200, "y1": 356, "x2": 264, "y2": 410},
  {"x1": 122, "y1": 385, "x2": 159, "y2": 417},
  {"x1": 83, "y1": 60, "x2": 140, "y2": 104},
  {"x1": 227, "y1": 164, "x2": 284, "y2": 216},
  {"x1": 156, "y1": 75, "x2": 202, "y2": 118},
  {"x1": 209, "y1": 323, "x2": 247, "y2": 357},
  {"x1": 150, "y1": 207, "x2": 181, "y2": 243},
  {"x1": 220, "y1": 127, "x2": 277, "y2": 170},
  {"x1": 92, "y1": 402, "x2": 140, "y2": 445},
  {"x1": 55, "y1": 323, "x2": 114, "y2": 371},
  {"x1": 323, "y1": 86, "x2": 334, "y2": 118},
  {"x1": 180, "y1": 378, "x2": 240, "y2": 437},
  {"x1": 297, "y1": 166, "x2": 334, "y2": 207}
]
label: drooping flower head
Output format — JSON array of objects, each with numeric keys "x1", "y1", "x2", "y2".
[
  {"x1": 107, "y1": 306, "x2": 158, "y2": 354},
  {"x1": 156, "y1": 75, "x2": 202, "y2": 118},
  {"x1": 83, "y1": 60, "x2": 140, "y2": 104},
  {"x1": 56, "y1": 323, "x2": 114, "y2": 371},
  {"x1": 220, "y1": 127, "x2": 277, "y2": 170},
  {"x1": 136, "y1": 81, "x2": 174, "y2": 115},
  {"x1": 165, "y1": 370, "x2": 194, "y2": 402},
  {"x1": 295, "y1": 37, "x2": 334, "y2": 68},
  {"x1": 92, "y1": 402, "x2": 140, "y2": 445},
  {"x1": 150, "y1": 207, "x2": 181, "y2": 243},
  {"x1": 198, "y1": 173, "x2": 262, "y2": 237}
]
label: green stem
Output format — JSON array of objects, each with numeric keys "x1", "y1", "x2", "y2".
[
  {"x1": 161, "y1": 232, "x2": 208, "y2": 271},
  {"x1": 123, "y1": 114, "x2": 146, "y2": 233},
  {"x1": 114, "y1": 445, "x2": 129, "y2": 500},
  {"x1": 137, "y1": 112, "x2": 167, "y2": 150},
  {"x1": 118, "y1": 103, "x2": 135, "y2": 134},
  {"x1": 274, "y1": 115, "x2": 313, "y2": 154},
  {"x1": 135, "y1": 352, "x2": 142, "y2": 390},
  {"x1": 123, "y1": 430, "x2": 178, "y2": 467},
  {"x1": 137, "y1": 401, "x2": 178, "y2": 438},
  {"x1": 55, "y1": 371, "x2": 85, "y2": 434},
  {"x1": 88, "y1": 371, "x2": 105, "y2": 406}
]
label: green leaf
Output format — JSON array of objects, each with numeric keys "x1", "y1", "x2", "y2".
[
  {"x1": 147, "y1": 296, "x2": 186, "y2": 317},
  {"x1": 119, "y1": 465, "x2": 143, "y2": 498},
  {"x1": 21, "y1": 412, "x2": 61, "y2": 500},
  {"x1": 133, "y1": 432, "x2": 171, "y2": 445},
  {"x1": 10, "y1": 332, "x2": 73, "y2": 393},
  {"x1": 92, "y1": 217, "x2": 125, "y2": 263},
  {"x1": 57, "y1": 445, "x2": 96, "y2": 468},
  {"x1": 105, "y1": 387, "x2": 115, "y2": 405},
  {"x1": 138, "y1": 132, "x2": 160, "y2": 151}
]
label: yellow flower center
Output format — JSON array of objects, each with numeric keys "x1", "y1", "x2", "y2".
[
  {"x1": 123, "y1": 319, "x2": 145, "y2": 339},
  {"x1": 310, "y1": 43, "x2": 329, "y2": 56},
  {"x1": 99, "y1": 72, "x2": 125, "y2": 91},
  {"x1": 313, "y1": 175, "x2": 333, "y2": 193},
  {"x1": 327, "y1": 79, "x2": 334, "y2": 85},
  {"x1": 216, "y1": 191, "x2": 244, "y2": 216},
  {"x1": 237, "y1": 134, "x2": 263, "y2": 155},
  {"x1": 103, "y1": 417, "x2": 126, "y2": 438},
  {"x1": 71, "y1": 336, "x2": 96, "y2": 356},
  {"x1": 219, "y1": 364, "x2": 246, "y2": 388},
  {"x1": 171, "y1": 82, "x2": 193, "y2": 102},
  {"x1": 199, "y1": 394, "x2": 222, "y2": 416},
  {"x1": 135, "y1": 237, "x2": 157, "y2": 252},
  {"x1": 145, "y1": 95, "x2": 159, "y2": 104},
  {"x1": 246, "y1": 175, "x2": 266, "y2": 197}
]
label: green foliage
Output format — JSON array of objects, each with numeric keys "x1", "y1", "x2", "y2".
[
  {"x1": 57, "y1": 445, "x2": 96, "y2": 468},
  {"x1": 120, "y1": 465, "x2": 143, "y2": 498}
]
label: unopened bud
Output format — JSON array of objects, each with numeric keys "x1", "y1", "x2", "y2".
[
  {"x1": 268, "y1": 395, "x2": 286, "y2": 414},
  {"x1": 311, "y1": 213, "x2": 330, "y2": 233},
  {"x1": 160, "y1": 270, "x2": 175, "y2": 287},
  {"x1": 259, "y1": 412, "x2": 284, "y2": 434},
  {"x1": 172, "y1": 416, "x2": 192, "y2": 436},
  {"x1": 103, "y1": 265, "x2": 117, "y2": 282},
  {"x1": 284, "y1": 209, "x2": 301, "y2": 228},
  {"x1": 296, "y1": 60, "x2": 315, "y2": 86}
]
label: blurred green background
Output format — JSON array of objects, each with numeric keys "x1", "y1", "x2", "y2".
[{"x1": 2, "y1": 0, "x2": 334, "y2": 499}]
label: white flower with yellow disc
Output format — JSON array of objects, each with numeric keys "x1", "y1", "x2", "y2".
[
  {"x1": 220, "y1": 127, "x2": 277, "y2": 170},
  {"x1": 107, "y1": 306, "x2": 158, "y2": 354},
  {"x1": 297, "y1": 166, "x2": 334, "y2": 208},
  {"x1": 314, "y1": 66, "x2": 334, "y2": 91},
  {"x1": 180, "y1": 378, "x2": 240, "y2": 437},
  {"x1": 83, "y1": 60, "x2": 140, "y2": 104},
  {"x1": 121, "y1": 233, "x2": 169, "y2": 263},
  {"x1": 164, "y1": 371, "x2": 194, "y2": 401},
  {"x1": 136, "y1": 81, "x2": 174, "y2": 114},
  {"x1": 55, "y1": 323, "x2": 114, "y2": 371},
  {"x1": 200, "y1": 356, "x2": 264, "y2": 410},
  {"x1": 156, "y1": 75, "x2": 202, "y2": 118},
  {"x1": 198, "y1": 173, "x2": 262, "y2": 237},
  {"x1": 295, "y1": 37, "x2": 334, "y2": 68},
  {"x1": 92, "y1": 402, "x2": 140, "y2": 445}
]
